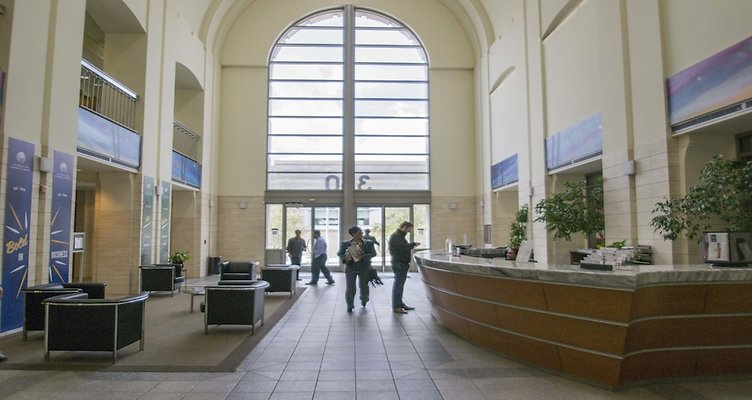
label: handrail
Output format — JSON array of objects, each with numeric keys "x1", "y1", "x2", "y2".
[
  {"x1": 80, "y1": 60, "x2": 138, "y2": 130},
  {"x1": 81, "y1": 60, "x2": 137, "y2": 98},
  {"x1": 173, "y1": 120, "x2": 200, "y2": 160}
]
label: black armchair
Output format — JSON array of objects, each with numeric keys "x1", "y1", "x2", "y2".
[
  {"x1": 203, "y1": 280, "x2": 270, "y2": 334},
  {"x1": 43, "y1": 292, "x2": 149, "y2": 363},
  {"x1": 22, "y1": 282, "x2": 107, "y2": 340},
  {"x1": 262, "y1": 264, "x2": 300, "y2": 298},
  {"x1": 219, "y1": 261, "x2": 258, "y2": 281},
  {"x1": 139, "y1": 264, "x2": 184, "y2": 296}
]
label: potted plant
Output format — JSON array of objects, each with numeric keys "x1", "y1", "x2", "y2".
[
  {"x1": 507, "y1": 204, "x2": 528, "y2": 260},
  {"x1": 534, "y1": 178, "x2": 604, "y2": 262},
  {"x1": 651, "y1": 155, "x2": 752, "y2": 240},
  {"x1": 168, "y1": 250, "x2": 191, "y2": 265}
]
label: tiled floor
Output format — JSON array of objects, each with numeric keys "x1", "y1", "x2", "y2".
[{"x1": 1, "y1": 272, "x2": 752, "y2": 399}]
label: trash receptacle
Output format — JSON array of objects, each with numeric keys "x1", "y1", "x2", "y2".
[{"x1": 208, "y1": 256, "x2": 222, "y2": 275}]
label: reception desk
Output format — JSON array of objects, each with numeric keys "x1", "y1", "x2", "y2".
[{"x1": 414, "y1": 250, "x2": 752, "y2": 387}]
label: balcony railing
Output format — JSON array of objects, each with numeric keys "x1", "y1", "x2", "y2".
[
  {"x1": 77, "y1": 59, "x2": 141, "y2": 169},
  {"x1": 79, "y1": 59, "x2": 137, "y2": 130},
  {"x1": 172, "y1": 121, "x2": 201, "y2": 188},
  {"x1": 173, "y1": 120, "x2": 200, "y2": 160}
]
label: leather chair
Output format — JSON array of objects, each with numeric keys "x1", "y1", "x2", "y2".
[
  {"x1": 139, "y1": 264, "x2": 184, "y2": 296},
  {"x1": 219, "y1": 261, "x2": 258, "y2": 281},
  {"x1": 22, "y1": 282, "x2": 107, "y2": 340},
  {"x1": 203, "y1": 280, "x2": 270, "y2": 334},
  {"x1": 261, "y1": 264, "x2": 300, "y2": 298},
  {"x1": 43, "y1": 292, "x2": 149, "y2": 363}
]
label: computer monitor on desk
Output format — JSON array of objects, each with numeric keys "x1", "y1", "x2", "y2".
[{"x1": 703, "y1": 231, "x2": 752, "y2": 266}]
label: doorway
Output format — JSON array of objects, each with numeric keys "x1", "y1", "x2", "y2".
[
  {"x1": 265, "y1": 204, "x2": 341, "y2": 267},
  {"x1": 356, "y1": 205, "x2": 430, "y2": 270}
]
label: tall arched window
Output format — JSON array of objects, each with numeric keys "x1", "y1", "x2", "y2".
[{"x1": 267, "y1": 6, "x2": 429, "y2": 191}]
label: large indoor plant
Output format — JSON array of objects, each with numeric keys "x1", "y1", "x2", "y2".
[
  {"x1": 507, "y1": 204, "x2": 528, "y2": 260},
  {"x1": 167, "y1": 250, "x2": 191, "y2": 265},
  {"x1": 534, "y1": 178, "x2": 604, "y2": 244},
  {"x1": 651, "y1": 155, "x2": 752, "y2": 240}
]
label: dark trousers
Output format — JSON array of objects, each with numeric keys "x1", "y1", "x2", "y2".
[
  {"x1": 310, "y1": 254, "x2": 333, "y2": 283},
  {"x1": 391, "y1": 262, "x2": 409, "y2": 308},
  {"x1": 345, "y1": 262, "x2": 370, "y2": 308},
  {"x1": 290, "y1": 255, "x2": 302, "y2": 280}
]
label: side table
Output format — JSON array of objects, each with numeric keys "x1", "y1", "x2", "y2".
[{"x1": 184, "y1": 286, "x2": 205, "y2": 313}]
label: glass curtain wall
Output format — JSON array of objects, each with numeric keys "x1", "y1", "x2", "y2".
[
  {"x1": 356, "y1": 204, "x2": 430, "y2": 270},
  {"x1": 265, "y1": 6, "x2": 430, "y2": 265}
]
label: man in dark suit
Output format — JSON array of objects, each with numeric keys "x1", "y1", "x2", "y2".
[
  {"x1": 337, "y1": 226, "x2": 377, "y2": 313},
  {"x1": 389, "y1": 221, "x2": 420, "y2": 314}
]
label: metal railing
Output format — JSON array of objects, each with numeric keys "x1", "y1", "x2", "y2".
[
  {"x1": 173, "y1": 120, "x2": 200, "y2": 160},
  {"x1": 79, "y1": 59, "x2": 138, "y2": 130}
]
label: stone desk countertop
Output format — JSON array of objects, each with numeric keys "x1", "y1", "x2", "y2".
[{"x1": 414, "y1": 250, "x2": 752, "y2": 289}]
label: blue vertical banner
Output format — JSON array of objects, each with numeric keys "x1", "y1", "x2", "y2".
[
  {"x1": 1, "y1": 137, "x2": 35, "y2": 331},
  {"x1": 49, "y1": 151, "x2": 74, "y2": 283}
]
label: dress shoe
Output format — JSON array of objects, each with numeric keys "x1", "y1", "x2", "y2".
[
  {"x1": 347, "y1": 306, "x2": 353, "y2": 313},
  {"x1": 305, "y1": 281, "x2": 318, "y2": 285},
  {"x1": 325, "y1": 280, "x2": 335, "y2": 285},
  {"x1": 393, "y1": 308, "x2": 408, "y2": 314},
  {"x1": 361, "y1": 300, "x2": 368, "y2": 308},
  {"x1": 401, "y1": 305, "x2": 415, "y2": 310}
]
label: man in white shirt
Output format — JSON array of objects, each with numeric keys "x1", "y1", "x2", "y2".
[{"x1": 306, "y1": 230, "x2": 334, "y2": 285}]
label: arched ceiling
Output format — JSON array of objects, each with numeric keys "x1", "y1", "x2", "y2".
[
  {"x1": 86, "y1": 0, "x2": 144, "y2": 33},
  {"x1": 197, "y1": 0, "x2": 494, "y2": 61}
]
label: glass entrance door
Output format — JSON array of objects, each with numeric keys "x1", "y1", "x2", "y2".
[
  {"x1": 265, "y1": 204, "x2": 340, "y2": 268},
  {"x1": 285, "y1": 206, "x2": 312, "y2": 266},
  {"x1": 356, "y1": 205, "x2": 430, "y2": 270}
]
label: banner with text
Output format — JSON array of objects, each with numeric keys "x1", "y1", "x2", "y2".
[
  {"x1": 1, "y1": 137, "x2": 35, "y2": 331},
  {"x1": 49, "y1": 151, "x2": 74, "y2": 283}
]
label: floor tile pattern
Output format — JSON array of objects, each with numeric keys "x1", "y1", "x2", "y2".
[{"x1": 1, "y1": 272, "x2": 750, "y2": 399}]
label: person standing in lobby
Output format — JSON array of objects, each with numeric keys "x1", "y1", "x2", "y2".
[
  {"x1": 363, "y1": 228, "x2": 380, "y2": 247},
  {"x1": 338, "y1": 226, "x2": 377, "y2": 312},
  {"x1": 286, "y1": 229, "x2": 307, "y2": 281},
  {"x1": 389, "y1": 221, "x2": 420, "y2": 314},
  {"x1": 306, "y1": 230, "x2": 335, "y2": 285}
]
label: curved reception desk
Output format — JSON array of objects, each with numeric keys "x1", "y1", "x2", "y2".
[{"x1": 415, "y1": 250, "x2": 752, "y2": 388}]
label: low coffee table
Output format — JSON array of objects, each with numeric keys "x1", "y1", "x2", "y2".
[{"x1": 184, "y1": 286, "x2": 205, "y2": 313}]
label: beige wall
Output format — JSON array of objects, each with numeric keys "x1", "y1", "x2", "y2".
[
  {"x1": 542, "y1": 1, "x2": 600, "y2": 136},
  {"x1": 480, "y1": 0, "x2": 752, "y2": 264},
  {"x1": 175, "y1": 89, "x2": 205, "y2": 136},
  {"x1": 660, "y1": 0, "x2": 752, "y2": 75},
  {"x1": 3, "y1": 0, "x2": 752, "y2": 301},
  {"x1": 94, "y1": 173, "x2": 139, "y2": 295},
  {"x1": 218, "y1": 66, "x2": 268, "y2": 197},
  {"x1": 214, "y1": 1, "x2": 479, "y2": 252},
  {"x1": 217, "y1": 0, "x2": 477, "y2": 197}
]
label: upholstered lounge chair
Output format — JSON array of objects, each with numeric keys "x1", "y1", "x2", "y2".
[
  {"x1": 261, "y1": 264, "x2": 300, "y2": 298},
  {"x1": 219, "y1": 261, "x2": 259, "y2": 281},
  {"x1": 139, "y1": 264, "x2": 184, "y2": 296},
  {"x1": 203, "y1": 280, "x2": 270, "y2": 334},
  {"x1": 22, "y1": 282, "x2": 107, "y2": 340},
  {"x1": 43, "y1": 292, "x2": 149, "y2": 363}
]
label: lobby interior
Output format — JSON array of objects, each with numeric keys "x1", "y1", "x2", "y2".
[{"x1": 1, "y1": 0, "x2": 752, "y2": 398}]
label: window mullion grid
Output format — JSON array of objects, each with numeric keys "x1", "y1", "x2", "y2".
[
  {"x1": 267, "y1": 7, "x2": 430, "y2": 193},
  {"x1": 342, "y1": 5, "x2": 356, "y2": 229}
]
